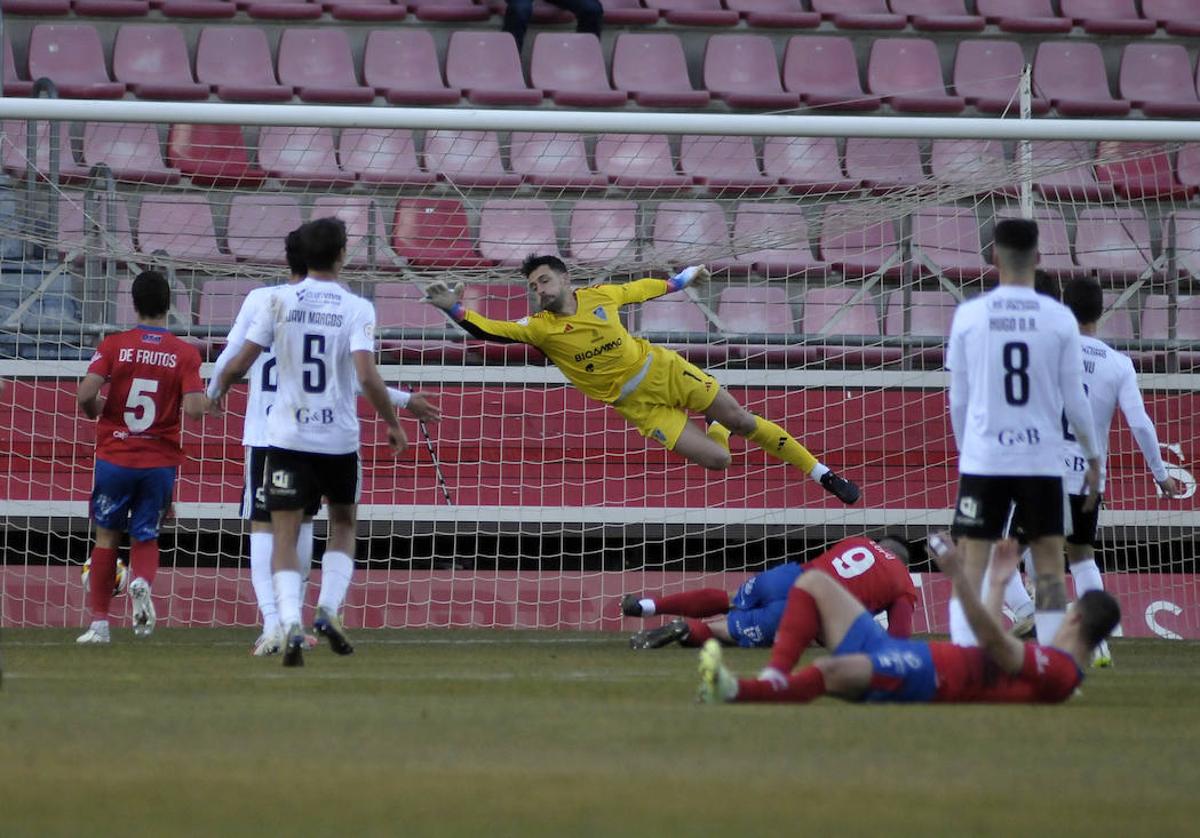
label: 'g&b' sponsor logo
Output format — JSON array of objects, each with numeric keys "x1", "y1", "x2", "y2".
[{"x1": 998, "y1": 427, "x2": 1041, "y2": 446}]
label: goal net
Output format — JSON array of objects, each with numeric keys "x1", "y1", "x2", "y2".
[{"x1": 1, "y1": 101, "x2": 1197, "y2": 639}]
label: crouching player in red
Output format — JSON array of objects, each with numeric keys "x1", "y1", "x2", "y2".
[
  {"x1": 75, "y1": 271, "x2": 207, "y2": 644},
  {"x1": 622, "y1": 535, "x2": 916, "y2": 650},
  {"x1": 699, "y1": 532, "x2": 1120, "y2": 704}
]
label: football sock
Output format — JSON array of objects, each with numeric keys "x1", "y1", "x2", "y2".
[
  {"x1": 317, "y1": 551, "x2": 355, "y2": 614},
  {"x1": 249, "y1": 532, "x2": 279, "y2": 632},
  {"x1": 746, "y1": 416, "x2": 819, "y2": 476},
  {"x1": 129, "y1": 539, "x2": 159, "y2": 587},
  {"x1": 767, "y1": 587, "x2": 820, "y2": 674},
  {"x1": 948, "y1": 597, "x2": 979, "y2": 646},
  {"x1": 87, "y1": 546, "x2": 119, "y2": 620},
  {"x1": 706, "y1": 421, "x2": 731, "y2": 451},
  {"x1": 1004, "y1": 570, "x2": 1035, "y2": 621},
  {"x1": 297, "y1": 522, "x2": 315, "y2": 611},
  {"x1": 273, "y1": 570, "x2": 303, "y2": 629},
  {"x1": 1035, "y1": 610, "x2": 1066, "y2": 644},
  {"x1": 1069, "y1": 558, "x2": 1104, "y2": 595},
  {"x1": 736, "y1": 666, "x2": 826, "y2": 703},
  {"x1": 636, "y1": 598, "x2": 656, "y2": 616},
  {"x1": 653, "y1": 589, "x2": 729, "y2": 618},
  {"x1": 680, "y1": 618, "x2": 713, "y2": 647}
]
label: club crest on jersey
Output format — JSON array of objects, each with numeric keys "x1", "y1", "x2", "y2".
[
  {"x1": 956, "y1": 496, "x2": 980, "y2": 523},
  {"x1": 593, "y1": 306, "x2": 607, "y2": 321},
  {"x1": 652, "y1": 428, "x2": 667, "y2": 443}
]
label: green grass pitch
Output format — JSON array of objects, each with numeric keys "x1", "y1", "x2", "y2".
[{"x1": 2, "y1": 630, "x2": 1198, "y2": 837}]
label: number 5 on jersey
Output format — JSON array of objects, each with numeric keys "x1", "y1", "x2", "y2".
[{"x1": 124, "y1": 378, "x2": 159, "y2": 432}]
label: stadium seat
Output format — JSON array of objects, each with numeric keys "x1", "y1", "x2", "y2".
[
  {"x1": 810, "y1": 0, "x2": 905, "y2": 30},
  {"x1": 410, "y1": 0, "x2": 490, "y2": 21},
  {"x1": 679, "y1": 135, "x2": 777, "y2": 195},
  {"x1": 373, "y1": 282, "x2": 467, "y2": 364},
  {"x1": 953, "y1": 40, "x2": 1050, "y2": 115},
  {"x1": 843, "y1": 137, "x2": 924, "y2": 192},
  {"x1": 167, "y1": 124, "x2": 265, "y2": 186},
  {"x1": 911, "y1": 206, "x2": 994, "y2": 281},
  {"x1": 884, "y1": 289, "x2": 956, "y2": 367},
  {"x1": 818, "y1": 207, "x2": 901, "y2": 277},
  {"x1": 530, "y1": 33, "x2": 627, "y2": 108},
  {"x1": 196, "y1": 26, "x2": 291, "y2": 102},
  {"x1": 57, "y1": 191, "x2": 134, "y2": 261},
  {"x1": 197, "y1": 279, "x2": 266, "y2": 326},
  {"x1": 467, "y1": 283, "x2": 546, "y2": 365},
  {"x1": 889, "y1": 0, "x2": 984, "y2": 31},
  {"x1": 762, "y1": 136, "x2": 861, "y2": 196},
  {"x1": 636, "y1": 290, "x2": 722, "y2": 365},
  {"x1": 1142, "y1": 0, "x2": 1200, "y2": 36},
  {"x1": 277, "y1": 28, "x2": 375, "y2": 104},
  {"x1": 257, "y1": 126, "x2": 351, "y2": 186},
  {"x1": 424, "y1": 130, "x2": 522, "y2": 188},
  {"x1": 724, "y1": 0, "x2": 818, "y2": 29},
  {"x1": 510, "y1": 133, "x2": 607, "y2": 189},
  {"x1": 801, "y1": 286, "x2": 894, "y2": 367},
  {"x1": 1095, "y1": 142, "x2": 1195, "y2": 201},
  {"x1": 997, "y1": 207, "x2": 1088, "y2": 280},
  {"x1": 782, "y1": 36, "x2": 880, "y2": 111},
  {"x1": 2, "y1": 0, "x2": 71, "y2": 13},
  {"x1": 595, "y1": 134, "x2": 692, "y2": 189},
  {"x1": 115, "y1": 276, "x2": 191, "y2": 327},
  {"x1": 1142, "y1": 294, "x2": 1200, "y2": 371},
  {"x1": 160, "y1": 0, "x2": 238, "y2": 18},
  {"x1": 611, "y1": 34, "x2": 711, "y2": 108},
  {"x1": 929, "y1": 139, "x2": 1013, "y2": 195},
  {"x1": 643, "y1": 0, "x2": 737, "y2": 25},
  {"x1": 703, "y1": 34, "x2": 801, "y2": 110},
  {"x1": 478, "y1": 199, "x2": 560, "y2": 266},
  {"x1": 975, "y1": 0, "x2": 1071, "y2": 33},
  {"x1": 1032, "y1": 141, "x2": 1116, "y2": 202},
  {"x1": 1033, "y1": 43, "x2": 1131, "y2": 117},
  {"x1": 568, "y1": 200, "x2": 638, "y2": 266},
  {"x1": 391, "y1": 198, "x2": 494, "y2": 269},
  {"x1": 1060, "y1": 0, "x2": 1156, "y2": 34},
  {"x1": 1177, "y1": 146, "x2": 1200, "y2": 195},
  {"x1": 652, "y1": 201, "x2": 734, "y2": 272},
  {"x1": 226, "y1": 194, "x2": 303, "y2": 263},
  {"x1": 484, "y1": 0, "x2": 571, "y2": 22},
  {"x1": 1171, "y1": 210, "x2": 1200, "y2": 279},
  {"x1": 1097, "y1": 291, "x2": 1137, "y2": 346},
  {"x1": 312, "y1": 196, "x2": 394, "y2": 268},
  {"x1": 323, "y1": 0, "x2": 406, "y2": 21},
  {"x1": 3, "y1": 37, "x2": 33, "y2": 97},
  {"x1": 868, "y1": 38, "x2": 965, "y2": 113},
  {"x1": 1, "y1": 120, "x2": 90, "y2": 181},
  {"x1": 730, "y1": 202, "x2": 825, "y2": 278},
  {"x1": 28, "y1": 24, "x2": 126, "y2": 99},
  {"x1": 83, "y1": 123, "x2": 180, "y2": 184},
  {"x1": 1074, "y1": 209, "x2": 1157, "y2": 284},
  {"x1": 446, "y1": 31, "x2": 542, "y2": 106},
  {"x1": 243, "y1": 0, "x2": 322, "y2": 20},
  {"x1": 338, "y1": 128, "x2": 435, "y2": 185},
  {"x1": 1119, "y1": 44, "x2": 1200, "y2": 119},
  {"x1": 113, "y1": 25, "x2": 208, "y2": 100},
  {"x1": 362, "y1": 29, "x2": 460, "y2": 106},
  {"x1": 716, "y1": 285, "x2": 812, "y2": 366},
  {"x1": 599, "y1": 0, "x2": 659, "y2": 24},
  {"x1": 74, "y1": 0, "x2": 150, "y2": 15},
  {"x1": 138, "y1": 196, "x2": 231, "y2": 263}
]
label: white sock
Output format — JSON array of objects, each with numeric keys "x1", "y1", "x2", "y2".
[
  {"x1": 638, "y1": 598, "x2": 656, "y2": 617},
  {"x1": 1004, "y1": 570, "x2": 1035, "y2": 620},
  {"x1": 1021, "y1": 547, "x2": 1033, "y2": 577},
  {"x1": 1035, "y1": 611, "x2": 1066, "y2": 645},
  {"x1": 809, "y1": 463, "x2": 830, "y2": 482},
  {"x1": 1069, "y1": 558, "x2": 1104, "y2": 596},
  {"x1": 948, "y1": 596, "x2": 978, "y2": 646},
  {"x1": 297, "y1": 522, "x2": 315, "y2": 612},
  {"x1": 273, "y1": 570, "x2": 303, "y2": 629},
  {"x1": 249, "y1": 532, "x2": 278, "y2": 633},
  {"x1": 317, "y1": 551, "x2": 355, "y2": 614}
]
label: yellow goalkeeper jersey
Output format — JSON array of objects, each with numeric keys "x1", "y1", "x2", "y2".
[{"x1": 456, "y1": 278, "x2": 671, "y2": 404}]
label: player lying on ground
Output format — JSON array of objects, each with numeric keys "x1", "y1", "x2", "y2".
[
  {"x1": 621, "y1": 535, "x2": 915, "y2": 650},
  {"x1": 424, "y1": 255, "x2": 858, "y2": 503},
  {"x1": 699, "y1": 532, "x2": 1120, "y2": 704}
]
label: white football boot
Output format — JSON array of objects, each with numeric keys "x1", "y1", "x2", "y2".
[
  {"x1": 129, "y1": 578, "x2": 156, "y2": 638},
  {"x1": 76, "y1": 621, "x2": 111, "y2": 645}
]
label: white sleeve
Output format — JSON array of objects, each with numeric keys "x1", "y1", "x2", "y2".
[
  {"x1": 1060, "y1": 326, "x2": 1099, "y2": 461},
  {"x1": 1117, "y1": 364, "x2": 1169, "y2": 482},
  {"x1": 349, "y1": 300, "x2": 376, "y2": 355},
  {"x1": 207, "y1": 294, "x2": 259, "y2": 399},
  {"x1": 244, "y1": 295, "x2": 276, "y2": 352},
  {"x1": 946, "y1": 310, "x2": 968, "y2": 451}
]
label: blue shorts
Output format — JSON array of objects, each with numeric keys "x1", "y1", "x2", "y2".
[
  {"x1": 726, "y1": 563, "x2": 803, "y2": 648},
  {"x1": 834, "y1": 612, "x2": 937, "y2": 703},
  {"x1": 91, "y1": 458, "x2": 176, "y2": 542}
]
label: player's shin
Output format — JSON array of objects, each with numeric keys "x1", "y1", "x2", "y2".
[
  {"x1": 653, "y1": 588, "x2": 730, "y2": 618},
  {"x1": 129, "y1": 539, "x2": 159, "y2": 587},
  {"x1": 746, "y1": 416, "x2": 819, "y2": 475},
  {"x1": 317, "y1": 551, "x2": 354, "y2": 615},
  {"x1": 87, "y1": 546, "x2": 119, "y2": 620},
  {"x1": 736, "y1": 666, "x2": 827, "y2": 703},
  {"x1": 1034, "y1": 573, "x2": 1068, "y2": 643},
  {"x1": 766, "y1": 587, "x2": 821, "y2": 674},
  {"x1": 680, "y1": 619, "x2": 712, "y2": 647},
  {"x1": 1068, "y1": 557, "x2": 1104, "y2": 595},
  {"x1": 249, "y1": 531, "x2": 279, "y2": 632},
  {"x1": 297, "y1": 522, "x2": 315, "y2": 607},
  {"x1": 273, "y1": 570, "x2": 304, "y2": 630}
]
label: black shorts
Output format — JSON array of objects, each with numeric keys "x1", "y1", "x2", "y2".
[
  {"x1": 951, "y1": 474, "x2": 1066, "y2": 540},
  {"x1": 242, "y1": 447, "x2": 321, "y2": 522},
  {"x1": 264, "y1": 447, "x2": 360, "y2": 513},
  {"x1": 1066, "y1": 492, "x2": 1103, "y2": 548}
]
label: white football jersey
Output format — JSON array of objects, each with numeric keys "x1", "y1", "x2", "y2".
[
  {"x1": 947, "y1": 284, "x2": 1098, "y2": 477},
  {"x1": 1062, "y1": 335, "x2": 1168, "y2": 494},
  {"x1": 245, "y1": 277, "x2": 376, "y2": 455},
  {"x1": 208, "y1": 285, "x2": 280, "y2": 448}
]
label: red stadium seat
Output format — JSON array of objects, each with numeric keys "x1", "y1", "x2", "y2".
[
  {"x1": 994, "y1": 207, "x2": 1088, "y2": 280},
  {"x1": 844, "y1": 137, "x2": 924, "y2": 192},
  {"x1": 510, "y1": 133, "x2": 607, "y2": 189},
  {"x1": 338, "y1": 128, "x2": 435, "y2": 185},
  {"x1": 884, "y1": 289, "x2": 956, "y2": 366},
  {"x1": 762, "y1": 136, "x2": 861, "y2": 195},
  {"x1": 57, "y1": 191, "x2": 134, "y2": 261},
  {"x1": 323, "y1": 0, "x2": 406, "y2": 21},
  {"x1": 1177, "y1": 145, "x2": 1200, "y2": 195},
  {"x1": 612, "y1": 34, "x2": 710, "y2": 109},
  {"x1": 889, "y1": 0, "x2": 984, "y2": 31},
  {"x1": 929, "y1": 139, "x2": 1014, "y2": 195},
  {"x1": 159, "y1": 0, "x2": 238, "y2": 18},
  {"x1": 113, "y1": 25, "x2": 208, "y2": 100},
  {"x1": 652, "y1": 201, "x2": 733, "y2": 272},
  {"x1": 312, "y1": 196, "x2": 394, "y2": 268},
  {"x1": 28, "y1": 24, "x2": 126, "y2": 99},
  {"x1": 679, "y1": 135, "x2": 778, "y2": 195},
  {"x1": 83, "y1": 123, "x2": 181, "y2": 185},
  {"x1": 445, "y1": 31, "x2": 542, "y2": 107},
  {"x1": 636, "y1": 290, "x2": 721, "y2": 365},
  {"x1": 485, "y1": 0, "x2": 571, "y2": 22},
  {"x1": 167, "y1": 124, "x2": 265, "y2": 186},
  {"x1": 724, "y1": 0, "x2": 818, "y2": 29},
  {"x1": 1142, "y1": 293, "x2": 1200, "y2": 371},
  {"x1": 568, "y1": 201, "x2": 638, "y2": 267},
  {"x1": 278, "y1": 28, "x2": 375, "y2": 104},
  {"x1": 410, "y1": 0, "x2": 490, "y2": 21},
  {"x1": 599, "y1": 0, "x2": 658, "y2": 24},
  {"x1": 1097, "y1": 292, "x2": 1137, "y2": 345},
  {"x1": 257, "y1": 126, "x2": 351, "y2": 186},
  {"x1": 363, "y1": 29, "x2": 460, "y2": 106},
  {"x1": 954, "y1": 40, "x2": 1050, "y2": 115},
  {"x1": 225, "y1": 194, "x2": 303, "y2": 264},
  {"x1": 138, "y1": 196, "x2": 232, "y2": 263},
  {"x1": 424, "y1": 130, "x2": 522, "y2": 188},
  {"x1": 730, "y1": 202, "x2": 825, "y2": 278},
  {"x1": 198, "y1": 279, "x2": 266, "y2": 326},
  {"x1": 819, "y1": 207, "x2": 901, "y2": 277},
  {"x1": 594, "y1": 134, "x2": 692, "y2": 189},
  {"x1": 782, "y1": 36, "x2": 880, "y2": 111},
  {"x1": 1095, "y1": 142, "x2": 1195, "y2": 201},
  {"x1": 717, "y1": 285, "x2": 812, "y2": 366},
  {"x1": 642, "y1": 0, "x2": 737, "y2": 25},
  {"x1": 703, "y1": 34, "x2": 801, "y2": 110},
  {"x1": 478, "y1": 199, "x2": 561, "y2": 267},
  {"x1": 1074, "y1": 209, "x2": 1157, "y2": 284},
  {"x1": 1119, "y1": 44, "x2": 1200, "y2": 119},
  {"x1": 1032, "y1": 141, "x2": 1116, "y2": 202},
  {"x1": 74, "y1": 0, "x2": 150, "y2": 15},
  {"x1": 1142, "y1": 0, "x2": 1200, "y2": 36},
  {"x1": 975, "y1": 0, "x2": 1070, "y2": 33},
  {"x1": 810, "y1": 0, "x2": 904, "y2": 29},
  {"x1": 801, "y1": 286, "x2": 894, "y2": 367},
  {"x1": 468, "y1": 283, "x2": 546, "y2": 365},
  {"x1": 911, "y1": 206, "x2": 994, "y2": 281},
  {"x1": 2, "y1": 120, "x2": 90, "y2": 181},
  {"x1": 2, "y1": 0, "x2": 71, "y2": 13},
  {"x1": 196, "y1": 26, "x2": 291, "y2": 102},
  {"x1": 530, "y1": 33, "x2": 627, "y2": 108},
  {"x1": 1060, "y1": 0, "x2": 1156, "y2": 34},
  {"x1": 1034, "y1": 42, "x2": 1131, "y2": 117},
  {"x1": 868, "y1": 38, "x2": 965, "y2": 113},
  {"x1": 3, "y1": 36, "x2": 33, "y2": 97},
  {"x1": 243, "y1": 0, "x2": 322, "y2": 19},
  {"x1": 374, "y1": 283, "x2": 467, "y2": 364},
  {"x1": 391, "y1": 198, "x2": 494, "y2": 269}
]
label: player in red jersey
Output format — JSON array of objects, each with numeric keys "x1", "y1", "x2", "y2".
[
  {"x1": 621, "y1": 535, "x2": 916, "y2": 650},
  {"x1": 75, "y1": 271, "x2": 207, "y2": 644},
  {"x1": 698, "y1": 532, "x2": 1120, "y2": 704}
]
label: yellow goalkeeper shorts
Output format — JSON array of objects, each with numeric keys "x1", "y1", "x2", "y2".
[{"x1": 612, "y1": 346, "x2": 719, "y2": 450}]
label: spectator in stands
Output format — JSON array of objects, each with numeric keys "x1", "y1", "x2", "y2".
[{"x1": 503, "y1": 0, "x2": 603, "y2": 52}]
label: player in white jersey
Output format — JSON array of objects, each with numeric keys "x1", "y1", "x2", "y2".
[
  {"x1": 208, "y1": 229, "x2": 440, "y2": 656},
  {"x1": 946, "y1": 218, "x2": 1102, "y2": 648},
  {"x1": 213, "y1": 217, "x2": 407, "y2": 667}
]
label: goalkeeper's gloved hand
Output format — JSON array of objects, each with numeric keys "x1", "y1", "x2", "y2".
[
  {"x1": 425, "y1": 280, "x2": 464, "y2": 311},
  {"x1": 667, "y1": 265, "x2": 710, "y2": 293}
]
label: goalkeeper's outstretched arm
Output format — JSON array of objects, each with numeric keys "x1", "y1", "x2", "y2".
[
  {"x1": 615, "y1": 266, "x2": 710, "y2": 306},
  {"x1": 425, "y1": 280, "x2": 533, "y2": 345}
]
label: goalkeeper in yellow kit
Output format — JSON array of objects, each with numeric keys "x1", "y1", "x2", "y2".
[{"x1": 424, "y1": 255, "x2": 859, "y2": 503}]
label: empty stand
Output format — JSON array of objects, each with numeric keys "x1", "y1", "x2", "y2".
[
  {"x1": 1178, "y1": 147, "x2": 1200, "y2": 198},
  {"x1": 509, "y1": 133, "x2": 607, "y2": 189},
  {"x1": 810, "y1": 0, "x2": 905, "y2": 30},
  {"x1": 277, "y1": 28, "x2": 374, "y2": 104},
  {"x1": 954, "y1": 40, "x2": 1050, "y2": 115},
  {"x1": 911, "y1": 206, "x2": 993, "y2": 281},
  {"x1": 976, "y1": 0, "x2": 1071, "y2": 33},
  {"x1": 730, "y1": 203, "x2": 825, "y2": 277},
  {"x1": 703, "y1": 34, "x2": 800, "y2": 110},
  {"x1": 374, "y1": 282, "x2": 467, "y2": 364},
  {"x1": 446, "y1": 31, "x2": 541, "y2": 106},
  {"x1": 312, "y1": 196, "x2": 393, "y2": 268},
  {"x1": 363, "y1": 29, "x2": 460, "y2": 106},
  {"x1": 338, "y1": 128, "x2": 434, "y2": 185},
  {"x1": 612, "y1": 34, "x2": 710, "y2": 108},
  {"x1": 166, "y1": 123, "x2": 265, "y2": 186},
  {"x1": 1060, "y1": 0, "x2": 1156, "y2": 35},
  {"x1": 226, "y1": 194, "x2": 303, "y2": 263},
  {"x1": 198, "y1": 279, "x2": 266, "y2": 326},
  {"x1": 410, "y1": 0, "x2": 491, "y2": 22},
  {"x1": 2, "y1": 0, "x2": 71, "y2": 13},
  {"x1": 1119, "y1": 44, "x2": 1200, "y2": 119},
  {"x1": 244, "y1": 0, "x2": 323, "y2": 20},
  {"x1": 391, "y1": 198, "x2": 493, "y2": 269},
  {"x1": 599, "y1": 0, "x2": 659, "y2": 24},
  {"x1": 782, "y1": 36, "x2": 879, "y2": 111},
  {"x1": 1097, "y1": 292, "x2": 1137, "y2": 347},
  {"x1": 884, "y1": 289, "x2": 956, "y2": 366},
  {"x1": 258, "y1": 126, "x2": 350, "y2": 186},
  {"x1": 819, "y1": 208, "x2": 901, "y2": 277},
  {"x1": 196, "y1": 26, "x2": 291, "y2": 102},
  {"x1": 1095, "y1": 142, "x2": 1195, "y2": 201},
  {"x1": 651, "y1": 201, "x2": 732, "y2": 270},
  {"x1": 801, "y1": 286, "x2": 895, "y2": 366},
  {"x1": 324, "y1": 0, "x2": 407, "y2": 21},
  {"x1": 530, "y1": 33, "x2": 627, "y2": 108},
  {"x1": 83, "y1": 123, "x2": 181, "y2": 184},
  {"x1": 929, "y1": 139, "x2": 1012, "y2": 194},
  {"x1": 1, "y1": 120, "x2": 89, "y2": 181},
  {"x1": 868, "y1": 38, "x2": 965, "y2": 113},
  {"x1": 679, "y1": 135, "x2": 777, "y2": 195},
  {"x1": 424, "y1": 130, "x2": 521, "y2": 188},
  {"x1": 1142, "y1": 0, "x2": 1200, "y2": 36},
  {"x1": 3, "y1": 37, "x2": 33, "y2": 97},
  {"x1": 717, "y1": 285, "x2": 811, "y2": 366},
  {"x1": 762, "y1": 136, "x2": 861, "y2": 195},
  {"x1": 1172, "y1": 210, "x2": 1200, "y2": 279},
  {"x1": 643, "y1": 0, "x2": 738, "y2": 26},
  {"x1": 478, "y1": 199, "x2": 560, "y2": 266},
  {"x1": 568, "y1": 201, "x2": 638, "y2": 266},
  {"x1": 595, "y1": 134, "x2": 692, "y2": 189},
  {"x1": 160, "y1": 1, "x2": 239, "y2": 18},
  {"x1": 1074, "y1": 209, "x2": 1156, "y2": 283},
  {"x1": 138, "y1": 195, "x2": 231, "y2": 262},
  {"x1": 889, "y1": 0, "x2": 984, "y2": 31},
  {"x1": 28, "y1": 24, "x2": 126, "y2": 98},
  {"x1": 1032, "y1": 141, "x2": 1115, "y2": 202},
  {"x1": 468, "y1": 283, "x2": 546, "y2": 364},
  {"x1": 72, "y1": 1, "x2": 152, "y2": 20},
  {"x1": 724, "y1": 0, "x2": 819, "y2": 29},
  {"x1": 57, "y1": 191, "x2": 135, "y2": 261},
  {"x1": 113, "y1": 25, "x2": 208, "y2": 100},
  {"x1": 1034, "y1": 42, "x2": 1131, "y2": 117},
  {"x1": 636, "y1": 290, "x2": 720, "y2": 365},
  {"x1": 1142, "y1": 294, "x2": 1200, "y2": 370},
  {"x1": 844, "y1": 137, "x2": 923, "y2": 191}
]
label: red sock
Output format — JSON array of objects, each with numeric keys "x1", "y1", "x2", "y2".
[
  {"x1": 653, "y1": 589, "x2": 729, "y2": 618},
  {"x1": 767, "y1": 587, "x2": 821, "y2": 674},
  {"x1": 735, "y1": 666, "x2": 826, "y2": 704},
  {"x1": 680, "y1": 618, "x2": 713, "y2": 648},
  {"x1": 130, "y1": 539, "x2": 159, "y2": 586},
  {"x1": 88, "y1": 546, "x2": 118, "y2": 620}
]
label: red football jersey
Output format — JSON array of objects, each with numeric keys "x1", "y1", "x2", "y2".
[
  {"x1": 930, "y1": 642, "x2": 1083, "y2": 703},
  {"x1": 806, "y1": 536, "x2": 919, "y2": 637},
  {"x1": 86, "y1": 326, "x2": 203, "y2": 468}
]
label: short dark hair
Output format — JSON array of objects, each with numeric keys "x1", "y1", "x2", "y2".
[
  {"x1": 993, "y1": 218, "x2": 1039, "y2": 272},
  {"x1": 1075, "y1": 590, "x2": 1121, "y2": 650},
  {"x1": 1034, "y1": 269, "x2": 1061, "y2": 301},
  {"x1": 131, "y1": 270, "x2": 170, "y2": 319},
  {"x1": 1063, "y1": 276, "x2": 1104, "y2": 326},
  {"x1": 877, "y1": 535, "x2": 911, "y2": 564},
  {"x1": 521, "y1": 254, "x2": 569, "y2": 279},
  {"x1": 301, "y1": 217, "x2": 347, "y2": 272},
  {"x1": 285, "y1": 228, "x2": 307, "y2": 278}
]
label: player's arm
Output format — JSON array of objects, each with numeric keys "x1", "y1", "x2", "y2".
[
  {"x1": 1059, "y1": 329, "x2": 1103, "y2": 506},
  {"x1": 207, "y1": 294, "x2": 259, "y2": 401},
  {"x1": 1116, "y1": 367, "x2": 1180, "y2": 496},
  {"x1": 352, "y1": 302, "x2": 407, "y2": 453},
  {"x1": 425, "y1": 281, "x2": 532, "y2": 345},
  {"x1": 945, "y1": 311, "x2": 968, "y2": 450},
  {"x1": 352, "y1": 379, "x2": 442, "y2": 423},
  {"x1": 929, "y1": 532, "x2": 1025, "y2": 673},
  {"x1": 77, "y1": 373, "x2": 106, "y2": 418},
  {"x1": 615, "y1": 266, "x2": 710, "y2": 305},
  {"x1": 179, "y1": 347, "x2": 208, "y2": 421},
  {"x1": 213, "y1": 302, "x2": 274, "y2": 399},
  {"x1": 884, "y1": 597, "x2": 915, "y2": 639}
]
